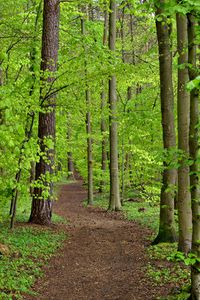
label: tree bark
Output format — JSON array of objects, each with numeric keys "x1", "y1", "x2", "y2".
[
  {"x1": 188, "y1": 13, "x2": 200, "y2": 300},
  {"x1": 153, "y1": 1, "x2": 177, "y2": 244},
  {"x1": 176, "y1": 12, "x2": 192, "y2": 254},
  {"x1": 29, "y1": 0, "x2": 60, "y2": 225},
  {"x1": 108, "y1": 0, "x2": 121, "y2": 211},
  {"x1": 81, "y1": 14, "x2": 93, "y2": 205},
  {"x1": 67, "y1": 115, "x2": 74, "y2": 180},
  {"x1": 99, "y1": 7, "x2": 108, "y2": 193}
]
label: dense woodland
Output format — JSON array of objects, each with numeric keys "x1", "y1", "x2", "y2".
[{"x1": 0, "y1": 0, "x2": 200, "y2": 299}]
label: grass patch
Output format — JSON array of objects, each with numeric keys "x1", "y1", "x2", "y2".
[
  {"x1": 93, "y1": 194, "x2": 108, "y2": 209},
  {"x1": 0, "y1": 180, "x2": 69, "y2": 299},
  {"x1": 0, "y1": 192, "x2": 67, "y2": 300},
  {"x1": 123, "y1": 201, "x2": 159, "y2": 233},
  {"x1": 0, "y1": 223, "x2": 66, "y2": 300}
]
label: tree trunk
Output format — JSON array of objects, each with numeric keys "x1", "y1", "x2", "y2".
[
  {"x1": 29, "y1": 0, "x2": 60, "y2": 225},
  {"x1": 99, "y1": 8, "x2": 108, "y2": 193},
  {"x1": 81, "y1": 14, "x2": 93, "y2": 205},
  {"x1": 153, "y1": 1, "x2": 177, "y2": 244},
  {"x1": 67, "y1": 151, "x2": 74, "y2": 180},
  {"x1": 108, "y1": 0, "x2": 121, "y2": 211},
  {"x1": 188, "y1": 13, "x2": 200, "y2": 300},
  {"x1": 67, "y1": 117, "x2": 74, "y2": 180},
  {"x1": 176, "y1": 12, "x2": 192, "y2": 254}
]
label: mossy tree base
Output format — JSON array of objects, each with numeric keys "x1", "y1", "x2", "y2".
[{"x1": 152, "y1": 228, "x2": 177, "y2": 245}]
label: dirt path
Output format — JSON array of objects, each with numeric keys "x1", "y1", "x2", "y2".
[{"x1": 26, "y1": 181, "x2": 169, "y2": 300}]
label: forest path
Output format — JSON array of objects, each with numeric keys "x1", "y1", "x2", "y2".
[{"x1": 26, "y1": 181, "x2": 169, "y2": 300}]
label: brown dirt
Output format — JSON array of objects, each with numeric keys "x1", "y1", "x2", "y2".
[{"x1": 25, "y1": 181, "x2": 171, "y2": 300}]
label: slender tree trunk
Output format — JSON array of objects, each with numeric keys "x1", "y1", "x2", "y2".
[
  {"x1": 10, "y1": 2, "x2": 42, "y2": 228},
  {"x1": 81, "y1": 15, "x2": 93, "y2": 205},
  {"x1": 108, "y1": 0, "x2": 121, "y2": 211},
  {"x1": 176, "y1": 12, "x2": 192, "y2": 254},
  {"x1": 153, "y1": 1, "x2": 177, "y2": 244},
  {"x1": 67, "y1": 151, "x2": 74, "y2": 179},
  {"x1": 120, "y1": 4, "x2": 126, "y2": 204},
  {"x1": 188, "y1": 13, "x2": 200, "y2": 300},
  {"x1": 67, "y1": 115, "x2": 74, "y2": 180},
  {"x1": 29, "y1": 0, "x2": 60, "y2": 225},
  {"x1": 29, "y1": 161, "x2": 35, "y2": 196},
  {"x1": 99, "y1": 8, "x2": 108, "y2": 193},
  {"x1": 123, "y1": 7, "x2": 135, "y2": 190}
]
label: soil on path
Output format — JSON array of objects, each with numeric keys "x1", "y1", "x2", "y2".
[{"x1": 26, "y1": 181, "x2": 170, "y2": 300}]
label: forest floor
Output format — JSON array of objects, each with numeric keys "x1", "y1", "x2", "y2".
[{"x1": 25, "y1": 180, "x2": 173, "y2": 300}]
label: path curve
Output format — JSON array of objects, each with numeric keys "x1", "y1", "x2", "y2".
[{"x1": 26, "y1": 181, "x2": 169, "y2": 300}]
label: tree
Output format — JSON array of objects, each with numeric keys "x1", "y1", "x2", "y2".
[
  {"x1": 108, "y1": 0, "x2": 121, "y2": 211},
  {"x1": 188, "y1": 12, "x2": 200, "y2": 300},
  {"x1": 176, "y1": 10, "x2": 192, "y2": 254},
  {"x1": 153, "y1": 0, "x2": 177, "y2": 244},
  {"x1": 81, "y1": 10, "x2": 94, "y2": 205},
  {"x1": 99, "y1": 5, "x2": 108, "y2": 193},
  {"x1": 67, "y1": 115, "x2": 75, "y2": 180},
  {"x1": 29, "y1": 0, "x2": 60, "y2": 225}
]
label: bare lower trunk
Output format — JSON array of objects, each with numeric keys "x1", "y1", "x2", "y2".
[
  {"x1": 99, "y1": 8, "x2": 108, "y2": 193},
  {"x1": 81, "y1": 15, "x2": 93, "y2": 205},
  {"x1": 188, "y1": 13, "x2": 200, "y2": 300},
  {"x1": 67, "y1": 151, "x2": 74, "y2": 179},
  {"x1": 29, "y1": 0, "x2": 60, "y2": 225},
  {"x1": 176, "y1": 12, "x2": 192, "y2": 254},
  {"x1": 29, "y1": 197, "x2": 52, "y2": 225},
  {"x1": 108, "y1": 0, "x2": 121, "y2": 211},
  {"x1": 99, "y1": 89, "x2": 107, "y2": 193},
  {"x1": 67, "y1": 120, "x2": 74, "y2": 180},
  {"x1": 86, "y1": 103, "x2": 93, "y2": 205},
  {"x1": 153, "y1": 1, "x2": 177, "y2": 244},
  {"x1": 29, "y1": 111, "x2": 56, "y2": 225}
]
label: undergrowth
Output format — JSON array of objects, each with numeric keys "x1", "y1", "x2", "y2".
[
  {"x1": 0, "y1": 200, "x2": 67, "y2": 299},
  {"x1": 147, "y1": 243, "x2": 190, "y2": 300}
]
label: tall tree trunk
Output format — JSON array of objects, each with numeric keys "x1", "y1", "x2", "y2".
[
  {"x1": 108, "y1": 0, "x2": 121, "y2": 211},
  {"x1": 81, "y1": 14, "x2": 93, "y2": 205},
  {"x1": 123, "y1": 8, "x2": 136, "y2": 190},
  {"x1": 120, "y1": 4, "x2": 126, "y2": 204},
  {"x1": 153, "y1": 1, "x2": 177, "y2": 244},
  {"x1": 99, "y1": 7, "x2": 108, "y2": 193},
  {"x1": 29, "y1": 0, "x2": 60, "y2": 225},
  {"x1": 188, "y1": 13, "x2": 200, "y2": 300},
  {"x1": 67, "y1": 150, "x2": 74, "y2": 179},
  {"x1": 86, "y1": 91, "x2": 93, "y2": 205},
  {"x1": 176, "y1": 12, "x2": 192, "y2": 254},
  {"x1": 67, "y1": 114, "x2": 74, "y2": 180}
]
